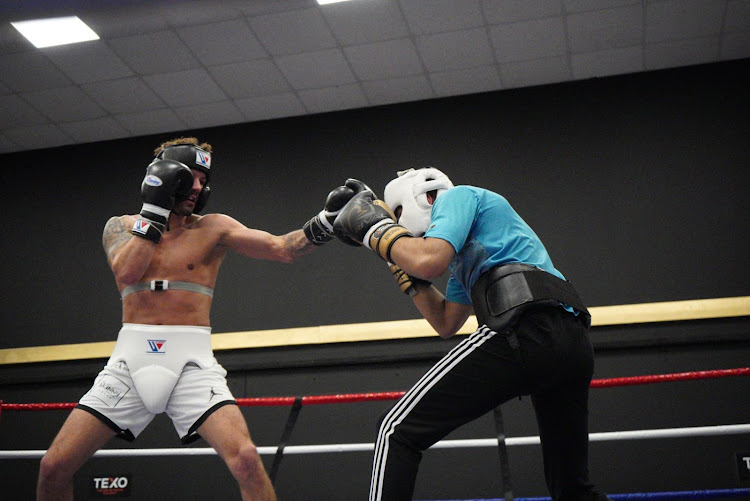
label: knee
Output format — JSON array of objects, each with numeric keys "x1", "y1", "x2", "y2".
[
  {"x1": 227, "y1": 441, "x2": 267, "y2": 482},
  {"x1": 38, "y1": 451, "x2": 73, "y2": 485}
]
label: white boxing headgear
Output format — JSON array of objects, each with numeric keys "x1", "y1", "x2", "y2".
[{"x1": 383, "y1": 167, "x2": 454, "y2": 236}]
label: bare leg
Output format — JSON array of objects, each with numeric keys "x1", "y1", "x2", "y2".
[
  {"x1": 37, "y1": 408, "x2": 117, "y2": 501},
  {"x1": 199, "y1": 405, "x2": 276, "y2": 501}
]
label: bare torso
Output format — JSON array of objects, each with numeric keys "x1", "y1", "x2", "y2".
[{"x1": 110, "y1": 214, "x2": 228, "y2": 326}]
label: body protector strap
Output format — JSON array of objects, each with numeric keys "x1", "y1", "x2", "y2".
[
  {"x1": 121, "y1": 280, "x2": 214, "y2": 299},
  {"x1": 470, "y1": 263, "x2": 590, "y2": 333},
  {"x1": 156, "y1": 144, "x2": 212, "y2": 213}
]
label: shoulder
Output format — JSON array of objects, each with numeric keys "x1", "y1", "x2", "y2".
[
  {"x1": 436, "y1": 185, "x2": 481, "y2": 207},
  {"x1": 193, "y1": 213, "x2": 242, "y2": 228},
  {"x1": 104, "y1": 214, "x2": 136, "y2": 232}
]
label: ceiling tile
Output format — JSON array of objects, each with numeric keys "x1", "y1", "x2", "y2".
[
  {"x1": 239, "y1": 0, "x2": 312, "y2": 17},
  {"x1": 0, "y1": 0, "x2": 747, "y2": 154},
  {"x1": 490, "y1": 17, "x2": 567, "y2": 63},
  {"x1": 297, "y1": 83, "x2": 368, "y2": 114},
  {"x1": 178, "y1": 19, "x2": 267, "y2": 66},
  {"x1": 564, "y1": 0, "x2": 640, "y2": 14},
  {"x1": 645, "y1": 37, "x2": 721, "y2": 70},
  {"x1": 209, "y1": 59, "x2": 291, "y2": 99},
  {"x1": 235, "y1": 93, "x2": 306, "y2": 122},
  {"x1": 174, "y1": 100, "x2": 246, "y2": 129},
  {"x1": 345, "y1": 39, "x2": 423, "y2": 81},
  {"x1": 0, "y1": 94, "x2": 48, "y2": 127},
  {"x1": 43, "y1": 41, "x2": 133, "y2": 84},
  {"x1": 567, "y1": 5, "x2": 643, "y2": 53},
  {"x1": 85, "y1": 4, "x2": 171, "y2": 38},
  {"x1": 276, "y1": 49, "x2": 356, "y2": 90},
  {"x1": 430, "y1": 65, "x2": 502, "y2": 97},
  {"x1": 401, "y1": 0, "x2": 484, "y2": 35},
  {"x1": 483, "y1": 0, "x2": 562, "y2": 24},
  {"x1": 417, "y1": 28, "x2": 495, "y2": 72},
  {"x1": 155, "y1": 0, "x2": 242, "y2": 27},
  {"x1": 0, "y1": 51, "x2": 71, "y2": 93},
  {"x1": 81, "y1": 77, "x2": 165, "y2": 114},
  {"x1": 572, "y1": 46, "x2": 643, "y2": 79},
  {"x1": 23, "y1": 87, "x2": 106, "y2": 122},
  {"x1": 3, "y1": 123, "x2": 71, "y2": 151},
  {"x1": 249, "y1": 8, "x2": 337, "y2": 56},
  {"x1": 322, "y1": 0, "x2": 409, "y2": 44},
  {"x1": 109, "y1": 31, "x2": 200, "y2": 74},
  {"x1": 58, "y1": 117, "x2": 130, "y2": 144},
  {"x1": 0, "y1": 23, "x2": 33, "y2": 55},
  {"x1": 0, "y1": 133, "x2": 19, "y2": 153},
  {"x1": 646, "y1": 0, "x2": 725, "y2": 43},
  {"x1": 362, "y1": 74, "x2": 434, "y2": 106},
  {"x1": 144, "y1": 69, "x2": 229, "y2": 107},
  {"x1": 499, "y1": 55, "x2": 571, "y2": 89},
  {"x1": 115, "y1": 108, "x2": 186, "y2": 136}
]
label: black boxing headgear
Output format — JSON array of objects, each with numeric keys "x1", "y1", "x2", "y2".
[{"x1": 155, "y1": 144, "x2": 212, "y2": 214}]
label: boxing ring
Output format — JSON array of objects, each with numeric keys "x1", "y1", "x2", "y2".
[{"x1": 2, "y1": 367, "x2": 749, "y2": 500}]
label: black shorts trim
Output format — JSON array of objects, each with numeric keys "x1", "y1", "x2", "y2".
[
  {"x1": 181, "y1": 400, "x2": 238, "y2": 445},
  {"x1": 75, "y1": 403, "x2": 136, "y2": 442}
]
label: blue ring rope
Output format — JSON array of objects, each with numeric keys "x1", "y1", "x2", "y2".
[{"x1": 420, "y1": 487, "x2": 750, "y2": 501}]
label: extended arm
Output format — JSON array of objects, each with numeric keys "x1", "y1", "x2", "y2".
[{"x1": 217, "y1": 215, "x2": 316, "y2": 263}]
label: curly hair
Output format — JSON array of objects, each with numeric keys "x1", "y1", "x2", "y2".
[{"x1": 153, "y1": 137, "x2": 212, "y2": 156}]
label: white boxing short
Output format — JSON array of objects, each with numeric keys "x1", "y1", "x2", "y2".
[{"x1": 77, "y1": 323, "x2": 236, "y2": 443}]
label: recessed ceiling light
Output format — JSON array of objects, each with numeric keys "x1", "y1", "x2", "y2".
[
  {"x1": 317, "y1": 0, "x2": 353, "y2": 5},
  {"x1": 11, "y1": 16, "x2": 99, "y2": 48}
]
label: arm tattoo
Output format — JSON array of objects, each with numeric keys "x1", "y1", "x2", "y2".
[
  {"x1": 284, "y1": 230, "x2": 316, "y2": 260},
  {"x1": 102, "y1": 217, "x2": 132, "y2": 258}
]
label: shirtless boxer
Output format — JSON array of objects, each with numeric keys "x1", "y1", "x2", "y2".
[{"x1": 36, "y1": 137, "x2": 364, "y2": 500}]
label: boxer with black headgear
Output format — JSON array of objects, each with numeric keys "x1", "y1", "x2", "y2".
[
  {"x1": 37, "y1": 136, "x2": 364, "y2": 501},
  {"x1": 155, "y1": 142, "x2": 213, "y2": 214},
  {"x1": 334, "y1": 167, "x2": 612, "y2": 501}
]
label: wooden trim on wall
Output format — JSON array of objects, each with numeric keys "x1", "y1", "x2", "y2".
[{"x1": 1, "y1": 296, "x2": 748, "y2": 365}]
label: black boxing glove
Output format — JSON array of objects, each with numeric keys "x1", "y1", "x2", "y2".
[
  {"x1": 333, "y1": 191, "x2": 412, "y2": 262},
  {"x1": 304, "y1": 185, "x2": 355, "y2": 245},
  {"x1": 303, "y1": 178, "x2": 374, "y2": 245},
  {"x1": 335, "y1": 178, "x2": 376, "y2": 247},
  {"x1": 134, "y1": 159, "x2": 193, "y2": 243}
]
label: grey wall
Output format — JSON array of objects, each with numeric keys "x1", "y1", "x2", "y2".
[
  {"x1": 1, "y1": 59, "x2": 748, "y2": 349},
  {"x1": 1, "y1": 59, "x2": 749, "y2": 500}
]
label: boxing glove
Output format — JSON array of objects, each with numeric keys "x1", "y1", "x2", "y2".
[
  {"x1": 303, "y1": 178, "x2": 374, "y2": 245},
  {"x1": 389, "y1": 263, "x2": 431, "y2": 297},
  {"x1": 133, "y1": 159, "x2": 193, "y2": 244},
  {"x1": 333, "y1": 191, "x2": 412, "y2": 262}
]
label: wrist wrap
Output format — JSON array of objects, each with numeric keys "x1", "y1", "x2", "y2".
[
  {"x1": 367, "y1": 223, "x2": 411, "y2": 262},
  {"x1": 132, "y1": 218, "x2": 165, "y2": 244}
]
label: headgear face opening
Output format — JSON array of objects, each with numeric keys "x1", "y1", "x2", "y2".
[
  {"x1": 155, "y1": 144, "x2": 212, "y2": 213},
  {"x1": 383, "y1": 167, "x2": 453, "y2": 236}
]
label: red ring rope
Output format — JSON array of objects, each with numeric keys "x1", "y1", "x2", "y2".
[{"x1": 1, "y1": 367, "x2": 747, "y2": 411}]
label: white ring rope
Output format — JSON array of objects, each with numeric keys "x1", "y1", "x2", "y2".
[{"x1": 2, "y1": 423, "x2": 748, "y2": 459}]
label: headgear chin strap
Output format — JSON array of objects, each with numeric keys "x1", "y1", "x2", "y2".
[
  {"x1": 383, "y1": 167, "x2": 453, "y2": 237},
  {"x1": 155, "y1": 145, "x2": 212, "y2": 214}
]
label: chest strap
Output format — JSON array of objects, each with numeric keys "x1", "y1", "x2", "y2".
[
  {"x1": 121, "y1": 280, "x2": 214, "y2": 299},
  {"x1": 471, "y1": 263, "x2": 590, "y2": 332}
]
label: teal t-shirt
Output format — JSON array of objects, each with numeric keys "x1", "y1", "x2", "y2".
[{"x1": 424, "y1": 186, "x2": 564, "y2": 305}]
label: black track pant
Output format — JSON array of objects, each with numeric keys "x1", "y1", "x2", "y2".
[{"x1": 369, "y1": 306, "x2": 610, "y2": 501}]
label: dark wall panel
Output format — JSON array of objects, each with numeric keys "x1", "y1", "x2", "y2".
[{"x1": 2, "y1": 60, "x2": 748, "y2": 350}]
